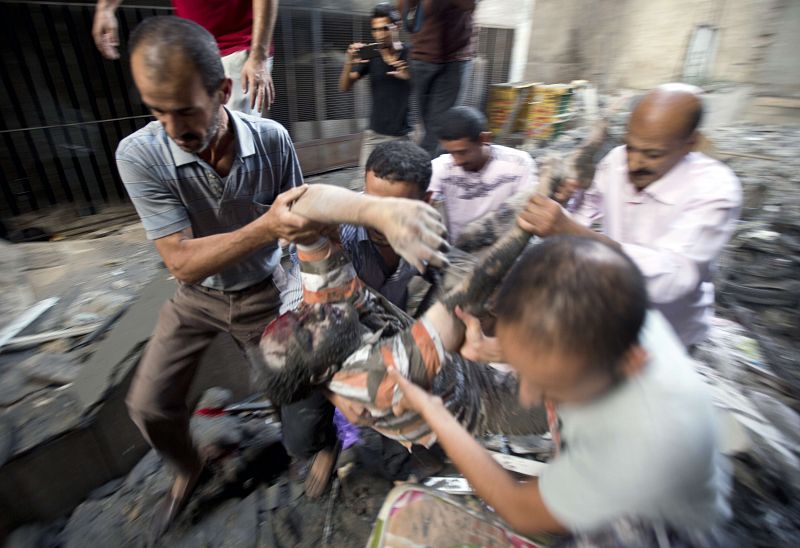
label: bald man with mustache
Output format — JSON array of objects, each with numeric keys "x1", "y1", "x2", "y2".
[{"x1": 517, "y1": 83, "x2": 742, "y2": 348}]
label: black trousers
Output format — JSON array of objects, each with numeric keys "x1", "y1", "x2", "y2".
[
  {"x1": 280, "y1": 389, "x2": 337, "y2": 460},
  {"x1": 411, "y1": 59, "x2": 469, "y2": 157}
]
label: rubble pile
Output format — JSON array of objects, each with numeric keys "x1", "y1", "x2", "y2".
[
  {"x1": 6, "y1": 389, "x2": 393, "y2": 548},
  {"x1": 708, "y1": 124, "x2": 800, "y2": 397}
]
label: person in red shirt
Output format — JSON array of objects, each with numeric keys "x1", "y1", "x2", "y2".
[{"x1": 92, "y1": 0, "x2": 277, "y2": 113}]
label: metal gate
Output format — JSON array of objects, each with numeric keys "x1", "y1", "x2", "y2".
[{"x1": 0, "y1": 0, "x2": 514, "y2": 220}]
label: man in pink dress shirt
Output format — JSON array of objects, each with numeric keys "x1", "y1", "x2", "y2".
[{"x1": 517, "y1": 83, "x2": 741, "y2": 348}]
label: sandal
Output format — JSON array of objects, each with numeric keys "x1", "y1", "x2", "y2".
[{"x1": 303, "y1": 441, "x2": 342, "y2": 499}]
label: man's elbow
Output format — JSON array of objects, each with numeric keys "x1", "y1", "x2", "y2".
[
  {"x1": 162, "y1": 256, "x2": 203, "y2": 285},
  {"x1": 505, "y1": 507, "x2": 568, "y2": 538},
  {"x1": 647, "y1": 268, "x2": 701, "y2": 304}
]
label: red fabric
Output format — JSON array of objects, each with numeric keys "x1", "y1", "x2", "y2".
[
  {"x1": 173, "y1": 0, "x2": 274, "y2": 57},
  {"x1": 194, "y1": 407, "x2": 226, "y2": 417}
]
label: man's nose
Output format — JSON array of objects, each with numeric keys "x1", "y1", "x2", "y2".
[
  {"x1": 627, "y1": 150, "x2": 644, "y2": 172},
  {"x1": 163, "y1": 114, "x2": 184, "y2": 136}
]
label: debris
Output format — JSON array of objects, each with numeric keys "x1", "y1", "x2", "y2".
[
  {"x1": 1, "y1": 323, "x2": 103, "y2": 353},
  {"x1": 322, "y1": 477, "x2": 340, "y2": 547},
  {"x1": 422, "y1": 476, "x2": 473, "y2": 495},
  {"x1": 490, "y1": 452, "x2": 547, "y2": 477},
  {"x1": 0, "y1": 297, "x2": 59, "y2": 351},
  {"x1": 19, "y1": 352, "x2": 81, "y2": 386}
]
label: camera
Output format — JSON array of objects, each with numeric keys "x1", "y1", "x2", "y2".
[{"x1": 357, "y1": 43, "x2": 382, "y2": 60}]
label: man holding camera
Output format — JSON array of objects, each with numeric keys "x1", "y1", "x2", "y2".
[{"x1": 339, "y1": 3, "x2": 412, "y2": 172}]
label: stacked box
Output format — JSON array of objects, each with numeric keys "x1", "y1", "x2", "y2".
[
  {"x1": 486, "y1": 83, "x2": 536, "y2": 136},
  {"x1": 525, "y1": 84, "x2": 574, "y2": 142}
]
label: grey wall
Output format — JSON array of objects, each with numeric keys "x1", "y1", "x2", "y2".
[{"x1": 523, "y1": 0, "x2": 800, "y2": 95}]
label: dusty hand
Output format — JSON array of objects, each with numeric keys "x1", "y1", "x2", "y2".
[
  {"x1": 261, "y1": 186, "x2": 325, "y2": 242},
  {"x1": 387, "y1": 366, "x2": 439, "y2": 417},
  {"x1": 241, "y1": 54, "x2": 274, "y2": 112},
  {"x1": 346, "y1": 42, "x2": 368, "y2": 63},
  {"x1": 387, "y1": 59, "x2": 409, "y2": 79},
  {"x1": 92, "y1": 7, "x2": 120, "y2": 60},
  {"x1": 455, "y1": 306, "x2": 505, "y2": 363},
  {"x1": 377, "y1": 199, "x2": 449, "y2": 272},
  {"x1": 517, "y1": 194, "x2": 569, "y2": 237}
]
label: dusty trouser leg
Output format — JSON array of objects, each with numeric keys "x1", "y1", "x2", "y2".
[
  {"x1": 126, "y1": 285, "x2": 225, "y2": 477},
  {"x1": 280, "y1": 391, "x2": 337, "y2": 460}
]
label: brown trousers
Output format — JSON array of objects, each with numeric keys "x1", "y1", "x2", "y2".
[{"x1": 126, "y1": 278, "x2": 335, "y2": 476}]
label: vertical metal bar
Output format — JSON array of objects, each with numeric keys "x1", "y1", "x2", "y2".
[
  {"x1": 310, "y1": 8, "x2": 325, "y2": 147},
  {"x1": 280, "y1": 8, "x2": 299, "y2": 134},
  {"x1": 2, "y1": 3, "x2": 54, "y2": 207},
  {"x1": 40, "y1": 4, "x2": 95, "y2": 209},
  {"x1": 311, "y1": 9, "x2": 327, "y2": 123},
  {"x1": 21, "y1": 3, "x2": 75, "y2": 203},
  {"x1": 0, "y1": 160, "x2": 20, "y2": 216},
  {"x1": 63, "y1": 5, "x2": 119, "y2": 202},
  {"x1": 58, "y1": 4, "x2": 107, "y2": 203},
  {"x1": 80, "y1": 5, "x2": 126, "y2": 200},
  {"x1": 0, "y1": 57, "x2": 40, "y2": 211},
  {"x1": 0, "y1": 133, "x2": 36, "y2": 212},
  {"x1": 115, "y1": 8, "x2": 144, "y2": 134}
]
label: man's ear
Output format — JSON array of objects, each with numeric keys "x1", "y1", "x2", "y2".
[
  {"x1": 619, "y1": 344, "x2": 648, "y2": 378},
  {"x1": 219, "y1": 77, "x2": 233, "y2": 106},
  {"x1": 479, "y1": 131, "x2": 492, "y2": 145}
]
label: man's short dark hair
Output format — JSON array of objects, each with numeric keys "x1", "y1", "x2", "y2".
[
  {"x1": 495, "y1": 236, "x2": 648, "y2": 371},
  {"x1": 373, "y1": 2, "x2": 401, "y2": 23},
  {"x1": 366, "y1": 140, "x2": 432, "y2": 195},
  {"x1": 436, "y1": 106, "x2": 487, "y2": 142},
  {"x1": 129, "y1": 16, "x2": 225, "y2": 96}
]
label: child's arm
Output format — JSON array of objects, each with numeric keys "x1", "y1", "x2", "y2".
[{"x1": 388, "y1": 368, "x2": 568, "y2": 536}]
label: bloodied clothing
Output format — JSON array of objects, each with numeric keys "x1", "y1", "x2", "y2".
[
  {"x1": 295, "y1": 237, "x2": 546, "y2": 447},
  {"x1": 429, "y1": 144, "x2": 538, "y2": 242}
]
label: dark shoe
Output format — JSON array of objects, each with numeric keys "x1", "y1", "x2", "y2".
[
  {"x1": 303, "y1": 442, "x2": 342, "y2": 499},
  {"x1": 149, "y1": 464, "x2": 209, "y2": 544}
]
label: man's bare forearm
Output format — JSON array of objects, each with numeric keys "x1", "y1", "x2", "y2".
[
  {"x1": 419, "y1": 396, "x2": 566, "y2": 535},
  {"x1": 339, "y1": 59, "x2": 357, "y2": 92},
  {"x1": 157, "y1": 219, "x2": 279, "y2": 285},
  {"x1": 250, "y1": 0, "x2": 277, "y2": 61},
  {"x1": 96, "y1": 0, "x2": 123, "y2": 10}
]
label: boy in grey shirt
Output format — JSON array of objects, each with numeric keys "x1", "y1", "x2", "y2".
[{"x1": 388, "y1": 235, "x2": 729, "y2": 543}]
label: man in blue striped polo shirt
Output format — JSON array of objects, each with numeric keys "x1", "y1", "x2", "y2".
[
  {"x1": 119, "y1": 18, "x2": 448, "y2": 538},
  {"x1": 116, "y1": 16, "x2": 346, "y2": 537}
]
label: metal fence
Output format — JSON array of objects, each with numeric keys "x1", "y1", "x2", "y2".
[{"x1": 0, "y1": 0, "x2": 513, "y2": 220}]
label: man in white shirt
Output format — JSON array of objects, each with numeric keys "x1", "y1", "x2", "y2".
[
  {"x1": 428, "y1": 106, "x2": 538, "y2": 243},
  {"x1": 518, "y1": 84, "x2": 741, "y2": 347}
]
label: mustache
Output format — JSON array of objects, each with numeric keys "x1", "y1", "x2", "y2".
[{"x1": 629, "y1": 169, "x2": 654, "y2": 177}]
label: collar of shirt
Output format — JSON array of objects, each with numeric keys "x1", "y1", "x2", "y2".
[
  {"x1": 167, "y1": 107, "x2": 257, "y2": 167},
  {"x1": 353, "y1": 225, "x2": 412, "y2": 274}
]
